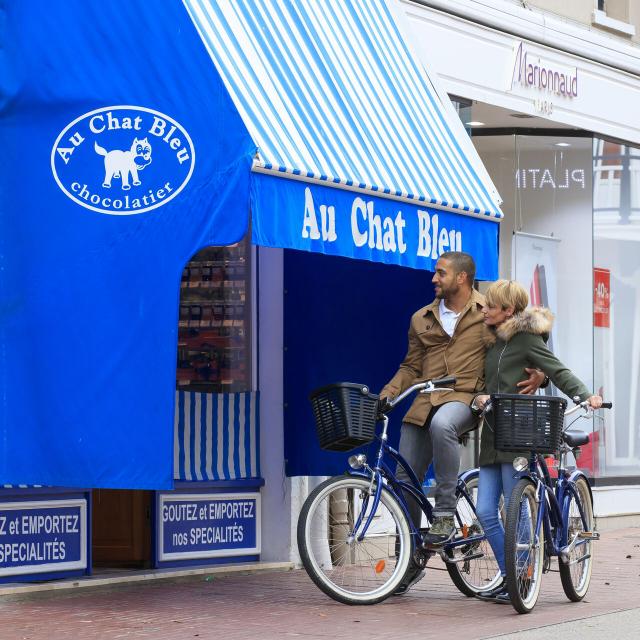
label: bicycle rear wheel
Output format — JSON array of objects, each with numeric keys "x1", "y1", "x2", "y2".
[
  {"x1": 559, "y1": 477, "x2": 594, "y2": 601},
  {"x1": 446, "y1": 474, "x2": 503, "y2": 597},
  {"x1": 297, "y1": 475, "x2": 412, "y2": 605},
  {"x1": 504, "y1": 478, "x2": 544, "y2": 614}
]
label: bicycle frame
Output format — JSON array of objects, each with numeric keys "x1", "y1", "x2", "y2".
[
  {"x1": 346, "y1": 413, "x2": 485, "y2": 555},
  {"x1": 518, "y1": 453, "x2": 593, "y2": 561}
]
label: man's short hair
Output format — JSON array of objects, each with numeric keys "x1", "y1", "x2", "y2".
[{"x1": 440, "y1": 251, "x2": 476, "y2": 285}]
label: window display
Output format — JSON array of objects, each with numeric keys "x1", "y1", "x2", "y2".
[{"x1": 176, "y1": 238, "x2": 251, "y2": 393}]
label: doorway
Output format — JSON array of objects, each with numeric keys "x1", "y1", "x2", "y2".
[{"x1": 92, "y1": 489, "x2": 152, "y2": 568}]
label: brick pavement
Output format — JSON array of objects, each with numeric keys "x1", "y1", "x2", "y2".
[{"x1": 0, "y1": 527, "x2": 638, "y2": 640}]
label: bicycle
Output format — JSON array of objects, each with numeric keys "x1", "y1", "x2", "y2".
[
  {"x1": 296, "y1": 377, "x2": 503, "y2": 605},
  {"x1": 490, "y1": 394, "x2": 612, "y2": 614}
]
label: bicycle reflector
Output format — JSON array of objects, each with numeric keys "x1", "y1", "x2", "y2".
[
  {"x1": 348, "y1": 454, "x2": 367, "y2": 469},
  {"x1": 513, "y1": 457, "x2": 529, "y2": 472}
]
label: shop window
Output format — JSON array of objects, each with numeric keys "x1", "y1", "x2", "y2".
[
  {"x1": 593, "y1": 138, "x2": 640, "y2": 477},
  {"x1": 176, "y1": 237, "x2": 251, "y2": 393}
]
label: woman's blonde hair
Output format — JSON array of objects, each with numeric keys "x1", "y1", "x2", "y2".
[{"x1": 485, "y1": 279, "x2": 529, "y2": 313}]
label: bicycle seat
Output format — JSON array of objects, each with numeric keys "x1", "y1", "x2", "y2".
[{"x1": 563, "y1": 431, "x2": 590, "y2": 447}]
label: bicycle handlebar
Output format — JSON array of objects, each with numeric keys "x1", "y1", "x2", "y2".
[
  {"x1": 564, "y1": 397, "x2": 613, "y2": 417},
  {"x1": 384, "y1": 376, "x2": 457, "y2": 410}
]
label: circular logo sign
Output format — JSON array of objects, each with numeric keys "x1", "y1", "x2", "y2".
[{"x1": 51, "y1": 105, "x2": 195, "y2": 215}]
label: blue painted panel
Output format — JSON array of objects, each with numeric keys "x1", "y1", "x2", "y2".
[{"x1": 283, "y1": 250, "x2": 435, "y2": 476}]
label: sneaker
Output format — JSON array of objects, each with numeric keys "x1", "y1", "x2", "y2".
[
  {"x1": 393, "y1": 565, "x2": 425, "y2": 595},
  {"x1": 476, "y1": 580, "x2": 507, "y2": 601},
  {"x1": 422, "y1": 515, "x2": 455, "y2": 548}
]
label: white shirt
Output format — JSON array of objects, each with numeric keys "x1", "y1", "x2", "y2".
[{"x1": 439, "y1": 299, "x2": 460, "y2": 337}]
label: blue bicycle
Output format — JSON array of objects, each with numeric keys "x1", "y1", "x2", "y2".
[
  {"x1": 491, "y1": 394, "x2": 611, "y2": 613},
  {"x1": 297, "y1": 378, "x2": 503, "y2": 605}
]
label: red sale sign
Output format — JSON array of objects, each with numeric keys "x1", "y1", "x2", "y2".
[{"x1": 594, "y1": 268, "x2": 610, "y2": 328}]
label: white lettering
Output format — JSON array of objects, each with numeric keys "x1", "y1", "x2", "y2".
[
  {"x1": 319, "y1": 204, "x2": 337, "y2": 242},
  {"x1": 430, "y1": 214, "x2": 439, "y2": 260},
  {"x1": 351, "y1": 197, "x2": 368, "y2": 247},
  {"x1": 571, "y1": 169, "x2": 585, "y2": 188},
  {"x1": 416, "y1": 210, "x2": 431, "y2": 257},
  {"x1": 438, "y1": 227, "x2": 449, "y2": 255},
  {"x1": 302, "y1": 187, "x2": 321, "y2": 240},
  {"x1": 395, "y1": 212, "x2": 407, "y2": 254},
  {"x1": 366, "y1": 201, "x2": 383, "y2": 250},
  {"x1": 382, "y1": 217, "x2": 396, "y2": 252},
  {"x1": 539, "y1": 169, "x2": 555, "y2": 189}
]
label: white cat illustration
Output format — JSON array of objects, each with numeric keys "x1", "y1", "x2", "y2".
[{"x1": 94, "y1": 138, "x2": 152, "y2": 190}]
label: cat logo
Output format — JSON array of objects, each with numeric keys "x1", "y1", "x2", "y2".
[{"x1": 51, "y1": 105, "x2": 195, "y2": 215}]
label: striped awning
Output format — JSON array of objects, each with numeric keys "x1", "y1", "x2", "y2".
[{"x1": 183, "y1": 0, "x2": 502, "y2": 219}]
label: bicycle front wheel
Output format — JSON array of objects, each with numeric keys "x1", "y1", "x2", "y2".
[
  {"x1": 559, "y1": 476, "x2": 594, "y2": 601},
  {"x1": 297, "y1": 475, "x2": 412, "y2": 605},
  {"x1": 504, "y1": 478, "x2": 544, "y2": 614},
  {"x1": 446, "y1": 474, "x2": 503, "y2": 597}
]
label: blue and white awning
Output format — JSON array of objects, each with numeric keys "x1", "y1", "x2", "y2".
[
  {"x1": 185, "y1": 0, "x2": 502, "y2": 219},
  {"x1": 1, "y1": 0, "x2": 502, "y2": 491}
]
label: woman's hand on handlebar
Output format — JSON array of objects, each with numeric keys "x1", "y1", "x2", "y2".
[{"x1": 587, "y1": 395, "x2": 603, "y2": 410}]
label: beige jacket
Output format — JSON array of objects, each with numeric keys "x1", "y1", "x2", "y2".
[{"x1": 380, "y1": 289, "x2": 487, "y2": 427}]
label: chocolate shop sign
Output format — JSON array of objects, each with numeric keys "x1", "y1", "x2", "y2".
[{"x1": 509, "y1": 42, "x2": 578, "y2": 115}]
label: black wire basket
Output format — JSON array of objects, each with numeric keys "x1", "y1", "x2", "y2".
[
  {"x1": 309, "y1": 382, "x2": 380, "y2": 452},
  {"x1": 491, "y1": 393, "x2": 567, "y2": 454}
]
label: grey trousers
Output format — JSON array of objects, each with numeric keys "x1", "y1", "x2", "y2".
[{"x1": 396, "y1": 402, "x2": 476, "y2": 527}]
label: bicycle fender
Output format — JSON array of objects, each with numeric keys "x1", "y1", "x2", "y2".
[
  {"x1": 566, "y1": 470, "x2": 593, "y2": 503},
  {"x1": 561, "y1": 470, "x2": 594, "y2": 519},
  {"x1": 458, "y1": 467, "x2": 479, "y2": 485}
]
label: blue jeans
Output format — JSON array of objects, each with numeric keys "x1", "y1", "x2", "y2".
[{"x1": 476, "y1": 463, "x2": 520, "y2": 576}]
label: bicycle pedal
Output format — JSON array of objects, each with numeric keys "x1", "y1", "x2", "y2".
[{"x1": 577, "y1": 531, "x2": 600, "y2": 540}]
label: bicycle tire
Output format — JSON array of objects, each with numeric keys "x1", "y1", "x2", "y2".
[
  {"x1": 559, "y1": 476, "x2": 594, "y2": 601},
  {"x1": 445, "y1": 474, "x2": 503, "y2": 597},
  {"x1": 297, "y1": 475, "x2": 412, "y2": 605},
  {"x1": 504, "y1": 478, "x2": 545, "y2": 614}
]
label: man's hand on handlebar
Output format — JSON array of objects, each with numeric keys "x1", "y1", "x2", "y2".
[
  {"x1": 516, "y1": 368, "x2": 547, "y2": 395},
  {"x1": 472, "y1": 394, "x2": 490, "y2": 412},
  {"x1": 377, "y1": 396, "x2": 393, "y2": 415}
]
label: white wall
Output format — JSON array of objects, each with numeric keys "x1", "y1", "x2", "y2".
[
  {"x1": 397, "y1": 0, "x2": 640, "y2": 144},
  {"x1": 256, "y1": 248, "x2": 332, "y2": 565},
  {"x1": 257, "y1": 247, "x2": 292, "y2": 562}
]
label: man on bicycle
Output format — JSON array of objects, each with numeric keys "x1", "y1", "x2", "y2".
[{"x1": 380, "y1": 251, "x2": 544, "y2": 594}]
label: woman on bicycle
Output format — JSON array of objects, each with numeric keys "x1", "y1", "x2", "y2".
[{"x1": 472, "y1": 279, "x2": 602, "y2": 603}]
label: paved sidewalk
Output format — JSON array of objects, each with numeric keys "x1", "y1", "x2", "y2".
[{"x1": 0, "y1": 527, "x2": 638, "y2": 640}]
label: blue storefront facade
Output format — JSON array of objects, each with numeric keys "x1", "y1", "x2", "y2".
[{"x1": 0, "y1": 0, "x2": 502, "y2": 580}]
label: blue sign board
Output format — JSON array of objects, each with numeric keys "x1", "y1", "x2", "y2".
[
  {"x1": 252, "y1": 172, "x2": 499, "y2": 281},
  {"x1": 0, "y1": 500, "x2": 87, "y2": 577},
  {"x1": 158, "y1": 493, "x2": 260, "y2": 562}
]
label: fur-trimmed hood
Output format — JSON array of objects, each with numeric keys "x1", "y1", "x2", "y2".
[{"x1": 484, "y1": 306, "x2": 554, "y2": 345}]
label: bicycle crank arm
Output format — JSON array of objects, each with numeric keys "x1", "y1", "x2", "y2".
[
  {"x1": 559, "y1": 530, "x2": 599, "y2": 562},
  {"x1": 438, "y1": 550, "x2": 484, "y2": 564},
  {"x1": 563, "y1": 553, "x2": 592, "y2": 567}
]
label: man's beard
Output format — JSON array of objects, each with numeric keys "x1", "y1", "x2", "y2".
[{"x1": 436, "y1": 284, "x2": 459, "y2": 300}]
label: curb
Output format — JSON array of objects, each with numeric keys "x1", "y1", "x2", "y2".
[{"x1": 0, "y1": 561, "x2": 295, "y2": 597}]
